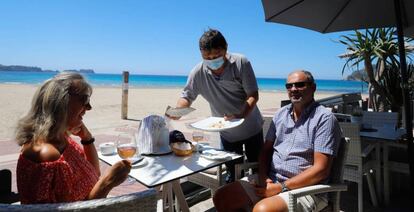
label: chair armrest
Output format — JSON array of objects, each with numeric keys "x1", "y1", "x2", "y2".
[
  {"x1": 235, "y1": 162, "x2": 259, "y2": 180},
  {"x1": 288, "y1": 184, "x2": 347, "y2": 197},
  {"x1": 0, "y1": 189, "x2": 158, "y2": 211},
  {"x1": 287, "y1": 184, "x2": 347, "y2": 212}
]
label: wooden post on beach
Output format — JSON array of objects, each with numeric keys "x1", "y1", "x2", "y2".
[{"x1": 121, "y1": 71, "x2": 129, "y2": 119}]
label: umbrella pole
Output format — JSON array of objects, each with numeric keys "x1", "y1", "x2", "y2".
[{"x1": 394, "y1": 0, "x2": 414, "y2": 207}]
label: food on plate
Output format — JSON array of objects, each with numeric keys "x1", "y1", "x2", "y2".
[{"x1": 209, "y1": 120, "x2": 226, "y2": 129}]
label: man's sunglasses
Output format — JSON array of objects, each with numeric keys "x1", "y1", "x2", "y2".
[{"x1": 285, "y1": 81, "x2": 312, "y2": 90}]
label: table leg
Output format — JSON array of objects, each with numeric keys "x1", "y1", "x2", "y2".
[
  {"x1": 383, "y1": 144, "x2": 390, "y2": 206},
  {"x1": 171, "y1": 180, "x2": 190, "y2": 212},
  {"x1": 159, "y1": 183, "x2": 174, "y2": 212},
  {"x1": 375, "y1": 143, "x2": 382, "y2": 202}
]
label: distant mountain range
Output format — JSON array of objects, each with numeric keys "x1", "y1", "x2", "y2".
[{"x1": 0, "y1": 64, "x2": 95, "y2": 74}]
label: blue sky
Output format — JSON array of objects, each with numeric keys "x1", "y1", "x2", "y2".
[{"x1": 0, "y1": 0, "x2": 354, "y2": 79}]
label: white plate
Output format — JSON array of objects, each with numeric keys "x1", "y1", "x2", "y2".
[
  {"x1": 200, "y1": 149, "x2": 232, "y2": 160},
  {"x1": 190, "y1": 117, "x2": 244, "y2": 132}
]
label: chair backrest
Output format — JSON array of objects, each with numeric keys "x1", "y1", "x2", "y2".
[
  {"x1": 329, "y1": 137, "x2": 350, "y2": 184},
  {"x1": 339, "y1": 122, "x2": 361, "y2": 166},
  {"x1": 262, "y1": 116, "x2": 273, "y2": 138},
  {"x1": 0, "y1": 189, "x2": 157, "y2": 212},
  {"x1": 334, "y1": 113, "x2": 352, "y2": 122},
  {"x1": 317, "y1": 92, "x2": 361, "y2": 114},
  {"x1": 362, "y1": 111, "x2": 398, "y2": 129}
]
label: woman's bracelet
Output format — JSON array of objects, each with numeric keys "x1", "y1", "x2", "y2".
[{"x1": 81, "y1": 137, "x2": 95, "y2": 145}]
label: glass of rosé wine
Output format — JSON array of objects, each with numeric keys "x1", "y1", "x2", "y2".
[{"x1": 116, "y1": 133, "x2": 138, "y2": 185}]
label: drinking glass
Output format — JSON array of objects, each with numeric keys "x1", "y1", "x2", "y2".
[
  {"x1": 116, "y1": 133, "x2": 137, "y2": 185},
  {"x1": 192, "y1": 130, "x2": 204, "y2": 151}
]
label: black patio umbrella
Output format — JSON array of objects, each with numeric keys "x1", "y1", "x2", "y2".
[{"x1": 261, "y1": 0, "x2": 413, "y2": 206}]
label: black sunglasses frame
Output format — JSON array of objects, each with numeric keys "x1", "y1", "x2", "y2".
[
  {"x1": 285, "y1": 81, "x2": 312, "y2": 90},
  {"x1": 69, "y1": 93, "x2": 91, "y2": 106}
]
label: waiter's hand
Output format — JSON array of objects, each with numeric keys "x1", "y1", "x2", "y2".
[
  {"x1": 224, "y1": 113, "x2": 242, "y2": 121},
  {"x1": 165, "y1": 113, "x2": 181, "y2": 120}
]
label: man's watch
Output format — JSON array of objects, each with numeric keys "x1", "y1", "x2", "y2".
[{"x1": 280, "y1": 181, "x2": 290, "y2": 192}]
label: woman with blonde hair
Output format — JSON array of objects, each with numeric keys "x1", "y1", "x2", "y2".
[{"x1": 15, "y1": 72, "x2": 131, "y2": 203}]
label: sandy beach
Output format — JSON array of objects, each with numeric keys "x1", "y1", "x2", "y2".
[{"x1": 0, "y1": 84, "x2": 344, "y2": 140}]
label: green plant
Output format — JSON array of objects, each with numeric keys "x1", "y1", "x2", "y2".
[
  {"x1": 351, "y1": 108, "x2": 363, "y2": 117},
  {"x1": 338, "y1": 27, "x2": 414, "y2": 112}
]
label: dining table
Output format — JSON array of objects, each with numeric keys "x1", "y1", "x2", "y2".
[
  {"x1": 98, "y1": 144, "x2": 242, "y2": 212},
  {"x1": 360, "y1": 127, "x2": 406, "y2": 206}
]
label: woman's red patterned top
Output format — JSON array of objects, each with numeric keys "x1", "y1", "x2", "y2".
[{"x1": 17, "y1": 137, "x2": 99, "y2": 204}]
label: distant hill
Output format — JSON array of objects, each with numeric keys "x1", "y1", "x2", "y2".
[
  {"x1": 0, "y1": 64, "x2": 95, "y2": 74},
  {"x1": 0, "y1": 64, "x2": 58, "y2": 73},
  {"x1": 345, "y1": 69, "x2": 368, "y2": 83}
]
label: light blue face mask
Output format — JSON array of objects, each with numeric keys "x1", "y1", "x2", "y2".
[{"x1": 204, "y1": 56, "x2": 225, "y2": 70}]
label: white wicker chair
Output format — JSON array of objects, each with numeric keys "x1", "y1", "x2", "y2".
[
  {"x1": 0, "y1": 189, "x2": 157, "y2": 212},
  {"x1": 340, "y1": 122, "x2": 378, "y2": 212},
  {"x1": 235, "y1": 137, "x2": 349, "y2": 212}
]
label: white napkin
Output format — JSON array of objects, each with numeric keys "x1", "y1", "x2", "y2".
[{"x1": 200, "y1": 149, "x2": 232, "y2": 160}]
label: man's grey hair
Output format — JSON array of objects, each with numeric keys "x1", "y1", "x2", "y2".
[
  {"x1": 288, "y1": 70, "x2": 315, "y2": 84},
  {"x1": 15, "y1": 72, "x2": 92, "y2": 146}
]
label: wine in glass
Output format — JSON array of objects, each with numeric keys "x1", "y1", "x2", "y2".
[
  {"x1": 116, "y1": 133, "x2": 137, "y2": 185},
  {"x1": 192, "y1": 130, "x2": 204, "y2": 152}
]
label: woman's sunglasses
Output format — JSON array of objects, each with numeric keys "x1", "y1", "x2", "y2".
[
  {"x1": 285, "y1": 81, "x2": 311, "y2": 90},
  {"x1": 70, "y1": 93, "x2": 90, "y2": 106}
]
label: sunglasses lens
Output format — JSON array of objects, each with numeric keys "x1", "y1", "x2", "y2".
[
  {"x1": 285, "y1": 82, "x2": 308, "y2": 89},
  {"x1": 295, "y1": 82, "x2": 306, "y2": 88},
  {"x1": 84, "y1": 96, "x2": 90, "y2": 106}
]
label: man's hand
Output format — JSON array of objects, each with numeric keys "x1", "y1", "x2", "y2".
[
  {"x1": 224, "y1": 113, "x2": 242, "y2": 121},
  {"x1": 165, "y1": 113, "x2": 181, "y2": 120},
  {"x1": 254, "y1": 179, "x2": 279, "y2": 198}
]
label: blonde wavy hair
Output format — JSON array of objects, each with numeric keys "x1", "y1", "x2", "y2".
[{"x1": 15, "y1": 72, "x2": 92, "y2": 146}]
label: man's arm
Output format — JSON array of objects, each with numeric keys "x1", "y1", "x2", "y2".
[
  {"x1": 258, "y1": 139, "x2": 274, "y2": 187},
  {"x1": 242, "y1": 91, "x2": 259, "y2": 117},
  {"x1": 225, "y1": 91, "x2": 259, "y2": 120},
  {"x1": 280, "y1": 152, "x2": 333, "y2": 190},
  {"x1": 166, "y1": 97, "x2": 192, "y2": 120}
]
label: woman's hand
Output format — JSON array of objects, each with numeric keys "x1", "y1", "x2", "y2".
[
  {"x1": 102, "y1": 160, "x2": 132, "y2": 188},
  {"x1": 70, "y1": 122, "x2": 92, "y2": 141},
  {"x1": 87, "y1": 160, "x2": 132, "y2": 199}
]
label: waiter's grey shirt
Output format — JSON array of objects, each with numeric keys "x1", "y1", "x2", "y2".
[
  {"x1": 181, "y1": 53, "x2": 263, "y2": 142},
  {"x1": 265, "y1": 102, "x2": 342, "y2": 183}
]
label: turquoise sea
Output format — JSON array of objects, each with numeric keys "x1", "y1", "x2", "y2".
[{"x1": 0, "y1": 71, "x2": 368, "y2": 93}]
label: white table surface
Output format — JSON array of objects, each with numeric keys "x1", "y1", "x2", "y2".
[
  {"x1": 98, "y1": 146, "x2": 242, "y2": 188},
  {"x1": 360, "y1": 128, "x2": 405, "y2": 141}
]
